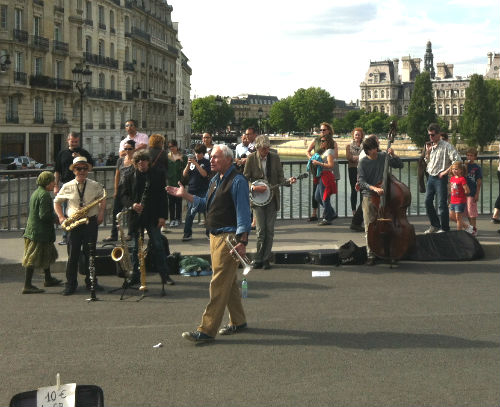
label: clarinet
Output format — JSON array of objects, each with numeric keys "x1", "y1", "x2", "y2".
[
  {"x1": 87, "y1": 242, "x2": 98, "y2": 301},
  {"x1": 137, "y1": 178, "x2": 150, "y2": 297}
]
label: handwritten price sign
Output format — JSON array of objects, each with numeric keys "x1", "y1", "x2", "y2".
[{"x1": 37, "y1": 383, "x2": 76, "y2": 407}]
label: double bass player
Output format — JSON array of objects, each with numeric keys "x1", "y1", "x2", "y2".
[{"x1": 357, "y1": 136, "x2": 403, "y2": 265}]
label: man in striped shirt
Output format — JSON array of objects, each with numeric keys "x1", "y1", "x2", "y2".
[{"x1": 423, "y1": 123, "x2": 461, "y2": 233}]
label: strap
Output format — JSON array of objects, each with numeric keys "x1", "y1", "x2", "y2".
[{"x1": 151, "y1": 149, "x2": 164, "y2": 167}]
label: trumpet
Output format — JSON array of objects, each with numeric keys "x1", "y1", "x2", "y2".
[{"x1": 225, "y1": 235, "x2": 252, "y2": 275}]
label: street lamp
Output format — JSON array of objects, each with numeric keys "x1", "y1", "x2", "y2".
[
  {"x1": 215, "y1": 95, "x2": 223, "y2": 106},
  {"x1": 0, "y1": 53, "x2": 11, "y2": 72},
  {"x1": 72, "y1": 63, "x2": 92, "y2": 149},
  {"x1": 258, "y1": 107, "x2": 263, "y2": 134}
]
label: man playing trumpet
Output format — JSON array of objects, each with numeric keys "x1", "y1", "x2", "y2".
[
  {"x1": 166, "y1": 144, "x2": 251, "y2": 342},
  {"x1": 54, "y1": 156, "x2": 106, "y2": 295}
]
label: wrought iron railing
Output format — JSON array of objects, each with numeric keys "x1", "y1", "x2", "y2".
[{"x1": 0, "y1": 157, "x2": 498, "y2": 230}]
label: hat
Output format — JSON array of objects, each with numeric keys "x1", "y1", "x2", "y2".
[
  {"x1": 36, "y1": 171, "x2": 55, "y2": 188},
  {"x1": 69, "y1": 156, "x2": 92, "y2": 171}
]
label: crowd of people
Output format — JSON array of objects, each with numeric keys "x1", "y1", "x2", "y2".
[{"x1": 19, "y1": 119, "x2": 499, "y2": 342}]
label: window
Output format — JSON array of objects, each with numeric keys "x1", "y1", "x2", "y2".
[
  {"x1": 34, "y1": 57, "x2": 43, "y2": 75},
  {"x1": 34, "y1": 97, "x2": 43, "y2": 122},
  {"x1": 109, "y1": 10, "x2": 114, "y2": 29},
  {"x1": 381, "y1": 90, "x2": 385, "y2": 98},
  {"x1": 85, "y1": 36, "x2": 92, "y2": 53},
  {"x1": 445, "y1": 105, "x2": 450, "y2": 115},
  {"x1": 98, "y1": 39, "x2": 105, "y2": 57},
  {"x1": 1, "y1": 5, "x2": 7, "y2": 30},
  {"x1": 55, "y1": 98, "x2": 64, "y2": 120},
  {"x1": 7, "y1": 96, "x2": 19, "y2": 121},
  {"x1": 85, "y1": 1, "x2": 92, "y2": 20},
  {"x1": 125, "y1": 46, "x2": 129, "y2": 62},
  {"x1": 460, "y1": 104, "x2": 464, "y2": 114},
  {"x1": 33, "y1": 16, "x2": 41, "y2": 36},
  {"x1": 367, "y1": 91, "x2": 371, "y2": 98},
  {"x1": 438, "y1": 105, "x2": 443, "y2": 115},
  {"x1": 380, "y1": 105, "x2": 385, "y2": 114},
  {"x1": 110, "y1": 75, "x2": 115, "y2": 90},
  {"x1": 77, "y1": 27, "x2": 82, "y2": 49},
  {"x1": 374, "y1": 90, "x2": 378, "y2": 99},
  {"x1": 54, "y1": 23, "x2": 62, "y2": 41},
  {"x1": 110, "y1": 43, "x2": 115, "y2": 59},
  {"x1": 98, "y1": 73, "x2": 105, "y2": 89},
  {"x1": 55, "y1": 60, "x2": 63, "y2": 79},
  {"x1": 124, "y1": 16, "x2": 129, "y2": 33},
  {"x1": 126, "y1": 77, "x2": 131, "y2": 92},
  {"x1": 15, "y1": 52, "x2": 24, "y2": 72},
  {"x1": 15, "y1": 8, "x2": 22, "y2": 30},
  {"x1": 452, "y1": 105, "x2": 457, "y2": 115},
  {"x1": 98, "y1": 5, "x2": 104, "y2": 25}
]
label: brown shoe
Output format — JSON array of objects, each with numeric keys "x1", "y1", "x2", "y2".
[{"x1": 22, "y1": 285, "x2": 45, "y2": 294}]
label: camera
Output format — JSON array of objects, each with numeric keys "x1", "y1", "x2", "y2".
[{"x1": 187, "y1": 154, "x2": 195, "y2": 160}]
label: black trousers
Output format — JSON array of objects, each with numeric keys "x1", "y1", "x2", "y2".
[
  {"x1": 65, "y1": 217, "x2": 98, "y2": 287},
  {"x1": 168, "y1": 195, "x2": 182, "y2": 221}
]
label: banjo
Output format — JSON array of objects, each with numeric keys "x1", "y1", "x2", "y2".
[{"x1": 250, "y1": 173, "x2": 308, "y2": 206}]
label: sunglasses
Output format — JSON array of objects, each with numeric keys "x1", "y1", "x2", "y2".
[
  {"x1": 320, "y1": 139, "x2": 327, "y2": 142},
  {"x1": 320, "y1": 129, "x2": 328, "y2": 132},
  {"x1": 135, "y1": 158, "x2": 148, "y2": 163},
  {"x1": 74, "y1": 167, "x2": 88, "y2": 171},
  {"x1": 124, "y1": 147, "x2": 134, "y2": 151}
]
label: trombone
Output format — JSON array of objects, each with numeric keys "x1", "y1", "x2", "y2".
[{"x1": 225, "y1": 235, "x2": 252, "y2": 275}]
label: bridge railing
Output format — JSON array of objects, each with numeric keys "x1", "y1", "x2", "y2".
[{"x1": 0, "y1": 156, "x2": 498, "y2": 230}]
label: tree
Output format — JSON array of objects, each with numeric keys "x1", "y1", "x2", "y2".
[
  {"x1": 268, "y1": 97, "x2": 296, "y2": 132},
  {"x1": 406, "y1": 72, "x2": 437, "y2": 147},
  {"x1": 191, "y1": 95, "x2": 234, "y2": 134},
  {"x1": 289, "y1": 87, "x2": 335, "y2": 131},
  {"x1": 485, "y1": 78, "x2": 500, "y2": 135},
  {"x1": 459, "y1": 74, "x2": 498, "y2": 151}
]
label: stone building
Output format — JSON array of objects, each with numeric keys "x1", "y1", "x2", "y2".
[
  {"x1": 358, "y1": 41, "x2": 498, "y2": 129},
  {"x1": 227, "y1": 94, "x2": 279, "y2": 132},
  {"x1": 0, "y1": 0, "x2": 191, "y2": 164}
]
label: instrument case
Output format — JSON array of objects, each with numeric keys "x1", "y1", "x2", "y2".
[
  {"x1": 273, "y1": 251, "x2": 311, "y2": 264},
  {"x1": 308, "y1": 249, "x2": 341, "y2": 266}
]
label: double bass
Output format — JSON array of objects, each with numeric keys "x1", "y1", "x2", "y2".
[{"x1": 367, "y1": 121, "x2": 416, "y2": 264}]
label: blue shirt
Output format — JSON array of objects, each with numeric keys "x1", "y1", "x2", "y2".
[
  {"x1": 466, "y1": 163, "x2": 482, "y2": 196},
  {"x1": 192, "y1": 165, "x2": 251, "y2": 236}
]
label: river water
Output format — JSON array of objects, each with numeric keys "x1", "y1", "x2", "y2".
[{"x1": 278, "y1": 156, "x2": 499, "y2": 219}]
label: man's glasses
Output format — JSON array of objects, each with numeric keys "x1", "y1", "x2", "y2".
[
  {"x1": 125, "y1": 124, "x2": 135, "y2": 128},
  {"x1": 124, "y1": 148, "x2": 134, "y2": 151},
  {"x1": 74, "y1": 167, "x2": 88, "y2": 172}
]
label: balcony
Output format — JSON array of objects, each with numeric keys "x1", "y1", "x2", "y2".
[
  {"x1": 98, "y1": 22, "x2": 106, "y2": 30},
  {"x1": 83, "y1": 52, "x2": 119, "y2": 69},
  {"x1": 110, "y1": 123, "x2": 116, "y2": 129},
  {"x1": 34, "y1": 0, "x2": 44, "y2": 6},
  {"x1": 85, "y1": 123, "x2": 93, "y2": 129},
  {"x1": 54, "y1": 5, "x2": 64, "y2": 13},
  {"x1": 13, "y1": 29, "x2": 28, "y2": 43},
  {"x1": 112, "y1": 0, "x2": 121, "y2": 5},
  {"x1": 54, "y1": 114, "x2": 68, "y2": 125},
  {"x1": 30, "y1": 75, "x2": 73, "y2": 91},
  {"x1": 167, "y1": 44, "x2": 178, "y2": 57},
  {"x1": 34, "y1": 114, "x2": 44, "y2": 124},
  {"x1": 87, "y1": 87, "x2": 122, "y2": 100},
  {"x1": 84, "y1": 19, "x2": 93, "y2": 27},
  {"x1": 53, "y1": 40, "x2": 69, "y2": 55},
  {"x1": 99, "y1": 123, "x2": 106, "y2": 129},
  {"x1": 131, "y1": 26, "x2": 150, "y2": 42},
  {"x1": 6, "y1": 113, "x2": 19, "y2": 124},
  {"x1": 123, "y1": 61, "x2": 135, "y2": 72},
  {"x1": 32, "y1": 35, "x2": 50, "y2": 51},
  {"x1": 13, "y1": 71, "x2": 27, "y2": 85}
]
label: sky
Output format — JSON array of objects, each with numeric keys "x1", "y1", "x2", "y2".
[{"x1": 169, "y1": 0, "x2": 500, "y2": 103}]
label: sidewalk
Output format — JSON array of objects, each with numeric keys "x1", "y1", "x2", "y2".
[{"x1": 0, "y1": 215, "x2": 498, "y2": 272}]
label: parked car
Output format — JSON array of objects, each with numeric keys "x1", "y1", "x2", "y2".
[{"x1": 0, "y1": 156, "x2": 46, "y2": 169}]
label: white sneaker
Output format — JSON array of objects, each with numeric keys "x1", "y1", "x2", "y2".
[
  {"x1": 436, "y1": 229, "x2": 445, "y2": 233},
  {"x1": 465, "y1": 224, "x2": 474, "y2": 234},
  {"x1": 169, "y1": 220, "x2": 175, "y2": 227},
  {"x1": 472, "y1": 227, "x2": 478, "y2": 237},
  {"x1": 424, "y1": 226, "x2": 439, "y2": 234}
]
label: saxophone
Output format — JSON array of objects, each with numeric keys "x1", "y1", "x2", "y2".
[
  {"x1": 111, "y1": 209, "x2": 133, "y2": 279},
  {"x1": 61, "y1": 190, "x2": 107, "y2": 231}
]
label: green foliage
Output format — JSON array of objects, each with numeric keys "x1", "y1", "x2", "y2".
[
  {"x1": 191, "y1": 96, "x2": 234, "y2": 134},
  {"x1": 485, "y1": 79, "x2": 500, "y2": 134},
  {"x1": 268, "y1": 97, "x2": 296, "y2": 132},
  {"x1": 289, "y1": 87, "x2": 335, "y2": 131},
  {"x1": 406, "y1": 72, "x2": 437, "y2": 147},
  {"x1": 459, "y1": 74, "x2": 498, "y2": 151},
  {"x1": 241, "y1": 117, "x2": 259, "y2": 130}
]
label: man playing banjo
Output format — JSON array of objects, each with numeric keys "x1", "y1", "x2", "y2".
[{"x1": 244, "y1": 135, "x2": 296, "y2": 269}]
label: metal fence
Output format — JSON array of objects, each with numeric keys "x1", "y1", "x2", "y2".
[{"x1": 0, "y1": 156, "x2": 498, "y2": 231}]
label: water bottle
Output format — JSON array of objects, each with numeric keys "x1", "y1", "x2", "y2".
[{"x1": 241, "y1": 278, "x2": 248, "y2": 298}]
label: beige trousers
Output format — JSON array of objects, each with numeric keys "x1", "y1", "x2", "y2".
[{"x1": 198, "y1": 233, "x2": 246, "y2": 337}]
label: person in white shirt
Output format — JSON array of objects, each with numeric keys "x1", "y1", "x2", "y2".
[{"x1": 119, "y1": 119, "x2": 148, "y2": 157}]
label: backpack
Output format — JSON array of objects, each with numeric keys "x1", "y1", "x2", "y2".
[{"x1": 338, "y1": 240, "x2": 367, "y2": 265}]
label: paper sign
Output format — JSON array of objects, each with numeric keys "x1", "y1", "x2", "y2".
[
  {"x1": 312, "y1": 271, "x2": 331, "y2": 277},
  {"x1": 37, "y1": 383, "x2": 76, "y2": 407}
]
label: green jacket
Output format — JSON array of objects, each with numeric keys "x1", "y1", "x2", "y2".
[
  {"x1": 167, "y1": 155, "x2": 187, "y2": 186},
  {"x1": 23, "y1": 186, "x2": 56, "y2": 243}
]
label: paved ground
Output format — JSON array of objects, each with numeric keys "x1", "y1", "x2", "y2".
[{"x1": 1, "y1": 215, "x2": 499, "y2": 406}]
